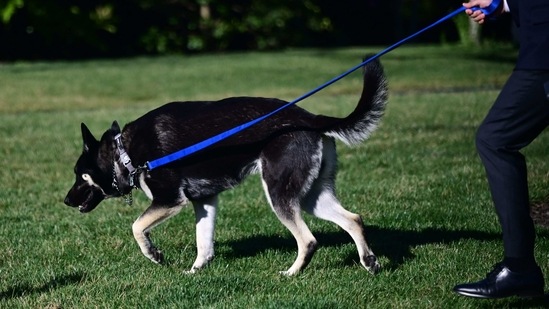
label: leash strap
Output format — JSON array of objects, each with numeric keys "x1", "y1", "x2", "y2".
[{"x1": 146, "y1": 2, "x2": 500, "y2": 171}]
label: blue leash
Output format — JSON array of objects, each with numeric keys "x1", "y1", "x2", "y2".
[{"x1": 146, "y1": 2, "x2": 499, "y2": 171}]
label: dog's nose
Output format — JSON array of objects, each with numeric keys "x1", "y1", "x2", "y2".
[{"x1": 64, "y1": 195, "x2": 73, "y2": 207}]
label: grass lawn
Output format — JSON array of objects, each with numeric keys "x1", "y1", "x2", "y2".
[{"x1": 1, "y1": 45, "x2": 548, "y2": 308}]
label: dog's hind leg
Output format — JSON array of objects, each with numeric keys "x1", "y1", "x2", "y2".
[
  {"x1": 263, "y1": 188, "x2": 318, "y2": 276},
  {"x1": 303, "y1": 187, "x2": 380, "y2": 274},
  {"x1": 132, "y1": 204, "x2": 183, "y2": 264},
  {"x1": 260, "y1": 133, "x2": 322, "y2": 276},
  {"x1": 186, "y1": 195, "x2": 218, "y2": 274},
  {"x1": 302, "y1": 139, "x2": 380, "y2": 274}
]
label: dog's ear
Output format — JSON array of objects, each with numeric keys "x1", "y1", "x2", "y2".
[
  {"x1": 110, "y1": 121, "x2": 121, "y2": 135},
  {"x1": 81, "y1": 123, "x2": 98, "y2": 153}
]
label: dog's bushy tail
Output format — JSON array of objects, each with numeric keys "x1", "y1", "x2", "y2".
[{"x1": 324, "y1": 58, "x2": 388, "y2": 146}]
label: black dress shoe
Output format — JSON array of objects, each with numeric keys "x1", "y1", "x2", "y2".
[{"x1": 453, "y1": 263, "x2": 545, "y2": 299}]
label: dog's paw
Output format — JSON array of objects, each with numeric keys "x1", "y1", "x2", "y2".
[
  {"x1": 279, "y1": 269, "x2": 299, "y2": 276},
  {"x1": 364, "y1": 255, "x2": 381, "y2": 274},
  {"x1": 146, "y1": 248, "x2": 164, "y2": 264},
  {"x1": 184, "y1": 267, "x2": 199, "y2": 275},
  {"x1": 184, "y1": 257, "x2": 214, "y2": 274}
]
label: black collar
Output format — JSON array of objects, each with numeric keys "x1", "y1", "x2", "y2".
[{"x1": 112, "y1": 133, "x2": 142, "y2": 205}]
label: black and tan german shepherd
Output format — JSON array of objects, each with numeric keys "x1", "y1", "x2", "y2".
[{"x1": 64, "y1": 59, "x2": 388, "y2": 275}]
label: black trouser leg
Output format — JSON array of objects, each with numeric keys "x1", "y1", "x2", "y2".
[{"x1": 475, "y1": 70, "x2": 549, "y2": 260}]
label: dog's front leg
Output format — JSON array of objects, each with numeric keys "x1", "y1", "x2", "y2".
[
  {"x1": 132, "y1": 204, "x2": 183, "y2": 264},
  {"x1": 186, "y1": 195, "x2": 218, "y2": 274}
]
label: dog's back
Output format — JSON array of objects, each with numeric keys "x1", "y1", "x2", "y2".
[{"x1": 122, "y1": 60, "x2": 387, "y2": 169}]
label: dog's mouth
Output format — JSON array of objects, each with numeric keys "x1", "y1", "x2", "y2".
[
  {"x1": 73, "y1": 187, "x2": 105, "y2": 213},
  {"x1": 78, "y1": 203, "x2": 95, "y2": 213}
]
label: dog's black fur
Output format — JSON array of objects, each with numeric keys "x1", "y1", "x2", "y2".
[{"x1": 64, "y1": 59, "x2": 388, "y2": 275}]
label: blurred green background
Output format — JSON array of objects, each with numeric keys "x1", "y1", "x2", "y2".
[{"x1": 1, "y1": 0, "x2": 515, "y2": 60}]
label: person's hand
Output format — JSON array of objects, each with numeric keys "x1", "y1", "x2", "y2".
[{"x1": 463, "y1": 0, "x2": 504, "y2": 24}]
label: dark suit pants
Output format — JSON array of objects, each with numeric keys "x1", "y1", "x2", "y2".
[{"x1": 476, "y1": 69, "x2": 549, "y2": 259}]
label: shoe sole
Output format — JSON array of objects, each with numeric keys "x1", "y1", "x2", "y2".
[
  {"x1": 454, "y1": 289, "x2": 545, "y2": 299},
  {"x1": 454, "y1": 290, "x2": 498, "y2": 299}
]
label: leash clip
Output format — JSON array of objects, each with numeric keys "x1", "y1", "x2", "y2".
[{"x1": 129, "y1": 165, "x2": 147, "y2": 189}]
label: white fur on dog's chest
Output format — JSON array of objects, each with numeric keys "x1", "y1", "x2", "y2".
[
  {"x1": 138, "y1": 173, "x2": 189, "y2": 206},
  {"x1": 138, "y1": 173, "x2": 154, "y2": 200}
]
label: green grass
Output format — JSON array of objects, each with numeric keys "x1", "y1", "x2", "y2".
[{"x1": 1, "y1": 45, "x2": 548, "y2": 308}]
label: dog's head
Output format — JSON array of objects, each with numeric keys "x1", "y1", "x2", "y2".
[{"x1": 64, "y1": 122, "x2": 122, "y2": 213}]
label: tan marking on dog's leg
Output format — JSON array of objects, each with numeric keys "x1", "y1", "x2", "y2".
[
  {"x1": 132, "y1": 205, "x2": 183, "y2": 264},
  {"x1": 304, "y1": 189, "x2": 380, "y2": 274},
  {"x1": 277, "y1": 212, "x2": 318, "y2": 276},
  {"x1": 261, "y1": 179, "x2": 317, "y2": 275},
  {"x1": 186, "y1": 195, "x2": 218, "y2": 274}
]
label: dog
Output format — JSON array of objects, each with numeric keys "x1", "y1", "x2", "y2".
[{"x1": 64, "y1": 58, "x2": 388, "y2": 275}]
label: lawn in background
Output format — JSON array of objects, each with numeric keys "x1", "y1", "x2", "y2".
[{"x1": 1, "y1": 45, "x2": 548, "y2": 308}]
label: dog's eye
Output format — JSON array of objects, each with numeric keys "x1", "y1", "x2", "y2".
[{"x1": 82, "y1": 173, "x2": 93, "y2": 183}]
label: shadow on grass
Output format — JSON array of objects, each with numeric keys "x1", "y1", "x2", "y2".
[
  {"x1": 224, "y1": 227, "x2": 549, "y2": 306},
  {"x1": 223, "y1": 226, "x2": 502, "y2": 270},
  {"x1": 0, "y1": 272, "x2": 85, "y2": 300},
  {"x1": 224, "y1": 225, "x2": 549, "y2": 269}
]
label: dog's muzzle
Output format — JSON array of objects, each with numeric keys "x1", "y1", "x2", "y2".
[{"x1": 64, "y1": 185, "x2": 105, "y2": 213}]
